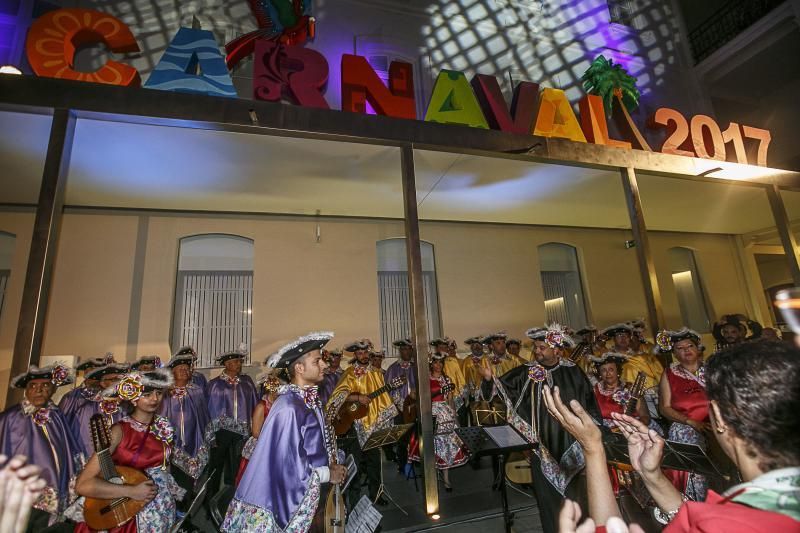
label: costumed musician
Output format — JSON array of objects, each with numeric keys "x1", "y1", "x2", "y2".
[
  {"x1": 159, "y1": 353, "x2": 213, "y2": 498},
  {"x1": 130, "y1": 356, "x2": 162, "y2": 372},
  {"x1": 172, "y1": 346, "x2": 207, "y2": 388},
  {"x1": 385, "y1": 338, "x2": 417, "y2": 472},
  {"x1": 59, "y1": 357, "x2": 106, "y2": 417},
  {"x1": 654, "y1": 328, "x2": 710, "y2": 502},
  {"x1": 320, "y1": 348, "x2": 343, "y2": 406},
  {"x1": 407, "y1": 352, "x2": 469, "y2": 492},
  {"x1": 480, "y1": 323, "x2": 601, "y2": 533},
  {"x1": 0, "y1": 364, "x2": 84, "y2": 531},
  {"x1": 73, "y1": 369, "x2": 185, "y2": 533},
  {"x1": 206, "y1": 347, "x2": 258, "y2": 487},
  {"x1": 68, "y1": 362, "x2": 129, "y2": 457},
  {"x1": 326, "y1": 339, "x2": 398, "y2": 506},
  {"x1": 223, "y1": 332, "x2": 346, "y2": 532},
  {"x1": 461, "y1": 335, "x2": 488, "y2": 403}
]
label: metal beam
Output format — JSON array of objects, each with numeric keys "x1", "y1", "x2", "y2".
[
  {"x1": 6, "y1": 109, "x2": 75, "y2": 406},
  {"x1": 620, "y1": 167, "x2": 665, "y2": 334},
  {"x1": 400, "y1": 144, "x2": 438, "y2": 514},
  {"x1": 766, "y1": 183, "x2": 800, "y2": 285},
  {"x1": 2, "y1": 76, "x2": 799, "y2": 188}
]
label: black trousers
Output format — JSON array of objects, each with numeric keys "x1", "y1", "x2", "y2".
[
  {"x1": 209, "y1": 429, "x2": 245, "y2": 489},
  {"x1": 530, "y1": 454, "x2": 587, "y2": 533},
  {"x1": 342, "y1": 428, "x2": 381, "y2": 506}
]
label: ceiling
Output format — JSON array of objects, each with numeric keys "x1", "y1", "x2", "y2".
[{"x1": 0, "y1": 109, "x2": 793, "y2": 235}]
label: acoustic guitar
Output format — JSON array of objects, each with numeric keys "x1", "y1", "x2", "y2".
[
  {"x1": 83, "y1": 414, "x2": 150, "y2": 530},
  {"x1": 333, "y1": 376, "x2": 406, "y2": 435}
]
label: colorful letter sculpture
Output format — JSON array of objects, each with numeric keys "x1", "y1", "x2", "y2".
[
  {"x1": 341, "y1": 54, "x2": 416, "y2": 119},
  {"x1": 471, "y1": 74, "x2": 538, "y2": 135},
  {"x1": 144, "y1": 27, "x2": 237, "y2": 98},
  {"x1": 424, "y1": 70, "x2": 489, "y2": 129},
  {"x1": 533, "y1": 88, "x2": 587, "y2": 143},
  {"x1": 578, "y1": 94, "x2": 631, "y2": 149},
  {"x1": 25, "y1": 8, "x2": 140, "y2": 86},
  {"x1": 252, "y1": 40, "x2": 330, "y2": 109}
]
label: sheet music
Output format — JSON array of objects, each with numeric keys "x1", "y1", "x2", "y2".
[
  {"x1": 345, "y1": 495, "x2": 382, "y2": 533},
  {"x1": 484, "y1": 425, "x2": 527, "y2": 448}
]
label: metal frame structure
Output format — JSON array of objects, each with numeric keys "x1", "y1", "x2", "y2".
[{"x1": 2, "y1": 74, "x2": 800, "y2": 515}]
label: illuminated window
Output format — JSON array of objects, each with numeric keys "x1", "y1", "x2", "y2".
[
  {"x1": 0, "y1": 231, "x2": 15, "y2": 320},
  {"x1": 538, "y1": 243, "x2": 588, "y2": 327},
  {"x1": 172, "y1": 234, "x2": 254, "y2": 367},
  {"x1": 668, "y1": 247, "x2": 711, "y2": 333},
  {"x1": 377, "y1": 239, "x2": 442, "y2": 356}
]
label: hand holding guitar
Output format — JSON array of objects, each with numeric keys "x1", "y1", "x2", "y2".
[
  {"x1": 126, "y1": 480, "x2": 157, "y2": 502},
  {"x1": 329, "y1": 464, "x2": 347, "y2": 485}
]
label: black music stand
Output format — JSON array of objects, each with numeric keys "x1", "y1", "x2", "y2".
[
  {"x1": 363, "y1": 423, "x2": 414, "y2": 514},
  {"x1": 603, "y1": 432, "x2": 727, "y2": 478},
  {"x1": 455, "y1": 425, "x2": 535, "y2": 533}
]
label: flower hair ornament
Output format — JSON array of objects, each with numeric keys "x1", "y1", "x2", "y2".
[
  {"x1": 656, "y1": 330, "x2": 673, "y2": 352},
  {"x1": 526, "y1": 323, "x2": 575, "y2": 350},
  {"x1": 103, "y1": 368, "x2": 174, "y2": 402},
  {"x1": 50, "y1": 364, "x2": 70, "y2": 386},
  {"x1": 117, "y1": 373, "x2": 145, "y2": 402}
]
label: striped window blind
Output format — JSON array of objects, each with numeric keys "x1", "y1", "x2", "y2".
[
  {"x1": 539, "y1": 243, "x2": 588, "y2": 328},
  {"x1": 172, "y1": 271, "x2": 253, "y2": 368},
  {"x1": 378, "y1": 271, "x2": 441, "y2": 357}
]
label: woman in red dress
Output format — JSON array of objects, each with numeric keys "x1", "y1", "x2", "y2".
[
  {"x1": 74, "y1": 369, "x2": 184, "y2": 533},
  {"x1": 408, "y1": 353, "x2": 469, "y2": 491},
  {"x1": 234, "y1": 372, "x2": 283, "y2": 486},
  {"x1": 655, "y1": 328, "x2": 709, "y2": 501}
]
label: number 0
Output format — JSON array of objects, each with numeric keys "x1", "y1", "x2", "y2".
[{"x1": 690, "y1": 115, "x2": 726, "y2": 161}]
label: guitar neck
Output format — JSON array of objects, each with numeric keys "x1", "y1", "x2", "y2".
[
  {"x1": 97, "y1": 449, "x2": 120, "y2": 481},
  {"x1": 624, "y1": 373, "x2": 646, "y2": 416},
  {"x1": 368, "y1": 384, "x2": 391, "y2": 399}
]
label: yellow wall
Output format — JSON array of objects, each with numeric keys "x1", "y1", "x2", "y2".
[{"x1": 0, "y1": 210, "x2": 769, "y2": 408}]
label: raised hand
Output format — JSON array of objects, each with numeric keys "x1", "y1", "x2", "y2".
[
  {"x1": 542, "y1": 385, "x2": 602, "y2": 453},
  {"x1": 610, "y1": 413, "x2": 664, "y2": 479}
]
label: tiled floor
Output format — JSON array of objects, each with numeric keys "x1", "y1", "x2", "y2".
[{"x1": 373, "y1": 456, "x2": 545, "y2": 533}]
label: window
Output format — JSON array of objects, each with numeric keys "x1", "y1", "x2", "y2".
[
  {"x1": 538, "y1": 243, "x2": 589, "y2": 327},
  {"x1": 172, "y1": 234, "x2": 254, "y2": 367},
  {"x1": 0, "y1": 232, "x2": 14, "y2": 320},
  {"x1": 377, "y1": 239, "x2": 442, "y2": 356},
  {"x1": 668, "y1": 247, "x2": 711, "y2": 333}
]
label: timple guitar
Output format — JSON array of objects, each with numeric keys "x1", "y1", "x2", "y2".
[
  {"x1": 333, "y1": 376, "x2": 406, "y2": 435},
  {"x1": 83, "y1": 414, "x2": 150, "y2": 530}
]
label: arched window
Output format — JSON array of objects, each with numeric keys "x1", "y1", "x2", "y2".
[
  {"x1": 0, "y1": 232, "x2": 15, "y2": 320},
  {"x1": 668, "y1": 247, "x2": 712, "y2": 333},
  {"x1": 172, "y1": 234, "x2": 254, "y2": 367},
  {"x1": 538, "y1": 243, "x2": 589, "y2": 327},
  {"x1": 376, "y1": 239, "x2": 442, "y2": 356}
]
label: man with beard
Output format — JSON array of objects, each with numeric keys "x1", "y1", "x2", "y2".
[
  {"x1": 480, "y1": 324, "x2": 600, "y2": 533},
  {"x1": 223, "y1": 332, "x2": 346, "y2": 532},
  {"x1": 327, "y1": 339, "x2": 398, "y2": 505},
  {"x1": 319, "y1": 348, "x2": 343, "y2": 406}
]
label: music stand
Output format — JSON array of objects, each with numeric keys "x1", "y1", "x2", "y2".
[
  {"x1": 455, "y1": 425, "x2": 535, "y2": 533},
  {"x1": 362, "y1": 423, "x2": 414, "y2": 515},
  {"x1": 170, "y1": 469, "x2": 214, "y2": 533},
  {"x1": 603, "y1": 433, "x2": 726, "y2": 478}
]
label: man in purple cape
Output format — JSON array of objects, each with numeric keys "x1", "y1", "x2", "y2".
[
  {"x1": 68, "y1": 362, "x2": 129, "y2": 456},
  {"x1": 0, "y1": 364, "x2": 85, "y2": 528},
  {"x1": 319, "y1": 348, "x2": 343, "y2": 405},
  {"x1": 58, "y1": 357, "x2": 104, "y2": 417},
  {"x1": 222, "y1": 332, "x2": 346, "y2": 532},
  {"x1": 206, "y1": 347, "x2": 258, "y2": 486},
  {"x1": 161, "y1": 353, "x2": 213, "y2": 481},
  {"x1": 385, "y1": 338, "x2": 418, "y2": 469},
  {"x1": 173, "y1": 346, "x2": 209, "y2": 388}
]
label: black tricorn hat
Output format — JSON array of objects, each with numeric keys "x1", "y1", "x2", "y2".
[
  {"x1": 482, "y1": 332, "x2": 508, "y2": 343},
  {"x1": 85, "y1": 363, "x2": 130, "y2": 381},
  {"x1": 392, "y1": 338, "x2": 413, "y2": 348},
  {"x1": 11, "y1": 364, "x2": 73, "y2": 389},
  {"x1": 267, "y1": 332, "x2": 334, "y2": 369},
  {"x1": 76, "y1": 357, "x2": 106, "y2": 372},
  {"x1": 344, "y1": 339, "x2": 373, "y2": 353}
]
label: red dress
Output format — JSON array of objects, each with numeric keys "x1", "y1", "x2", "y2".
[
  {"x1": 665, "y1": 490, "x2": 800, "y2": 532},
  {"x1": 408, "y1": 376, "x2": 469, "y2": 469},
  {"x1": 593, "y1": 383, "x2": 630, "y2": 496},
  {"x1": 76, "y1": 418, "x2": 174, "y2": 533},
  {"x1": 235, "y1": 397, "x2": 273, "y2": 486},
  {"x1": 665, "y1": 366, "x2": 709, "y2": 499}
]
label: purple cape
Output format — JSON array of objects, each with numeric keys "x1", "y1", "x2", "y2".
[
  {"x1": 320, "y1": 368, "x2": 343, "y2": 406},
  {"x1": 160, "y1": 383, "x2": 213, "y2": 478},
  {"x1": 206, "y1": 373, "x2": 258, "y2": 436},
  {"x1": 58, "y1": 385, "x2": 97, "y2": 417},
  {"x1": 69, "y1": 397, "x2": 125, "y2": 456},
  {"x1": 385, "y1": 360, "x2": 417, "y2": 408},
  {"x1": 0, "y1": 402, "x2": 84, "y2": 515},
  {"x1": 223, "y1": 387, "x2": 331, "y2": 531},
  {"x1": 192, "y1": 372, "x2": 207, "y2": 388}
]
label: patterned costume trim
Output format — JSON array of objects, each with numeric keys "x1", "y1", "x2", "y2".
[
  {"x1": 494, "y1": 376, "x2": 536, "y2": 443},
  {"x1": 135, "y1": 467, "x2": 186, "y2": 533},
  {"x1": 33, "y1": 486, "x2": 58, "y2": 515},
  {"x1": 354, "y1": 402, "x2": 398, "y2": 447},
  {"x1": 240, "y1": 436, "x2": 258, "y2": 460},
  {"x1": 208, "y1": 414, "x2": 250, "y2": 437},
  {"x1": 170, "y1": 423, "x2": 215, "y2": 479},
  {"x1": 222, "y1": 471, "x2": 321, "y2": 533}
]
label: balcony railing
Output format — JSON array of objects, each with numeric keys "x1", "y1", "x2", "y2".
[{"x1": 689, "y1": 0, "x2": 786, "y2": 64}]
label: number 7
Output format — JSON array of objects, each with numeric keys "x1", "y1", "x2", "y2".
[{"x1": 742, "y1": 126, "x2": 771, "y2": 167}]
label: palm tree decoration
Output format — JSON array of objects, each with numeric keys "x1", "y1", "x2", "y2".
[{"x1": 581, "y1": 55, "x2": 651, "y2": 151}]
